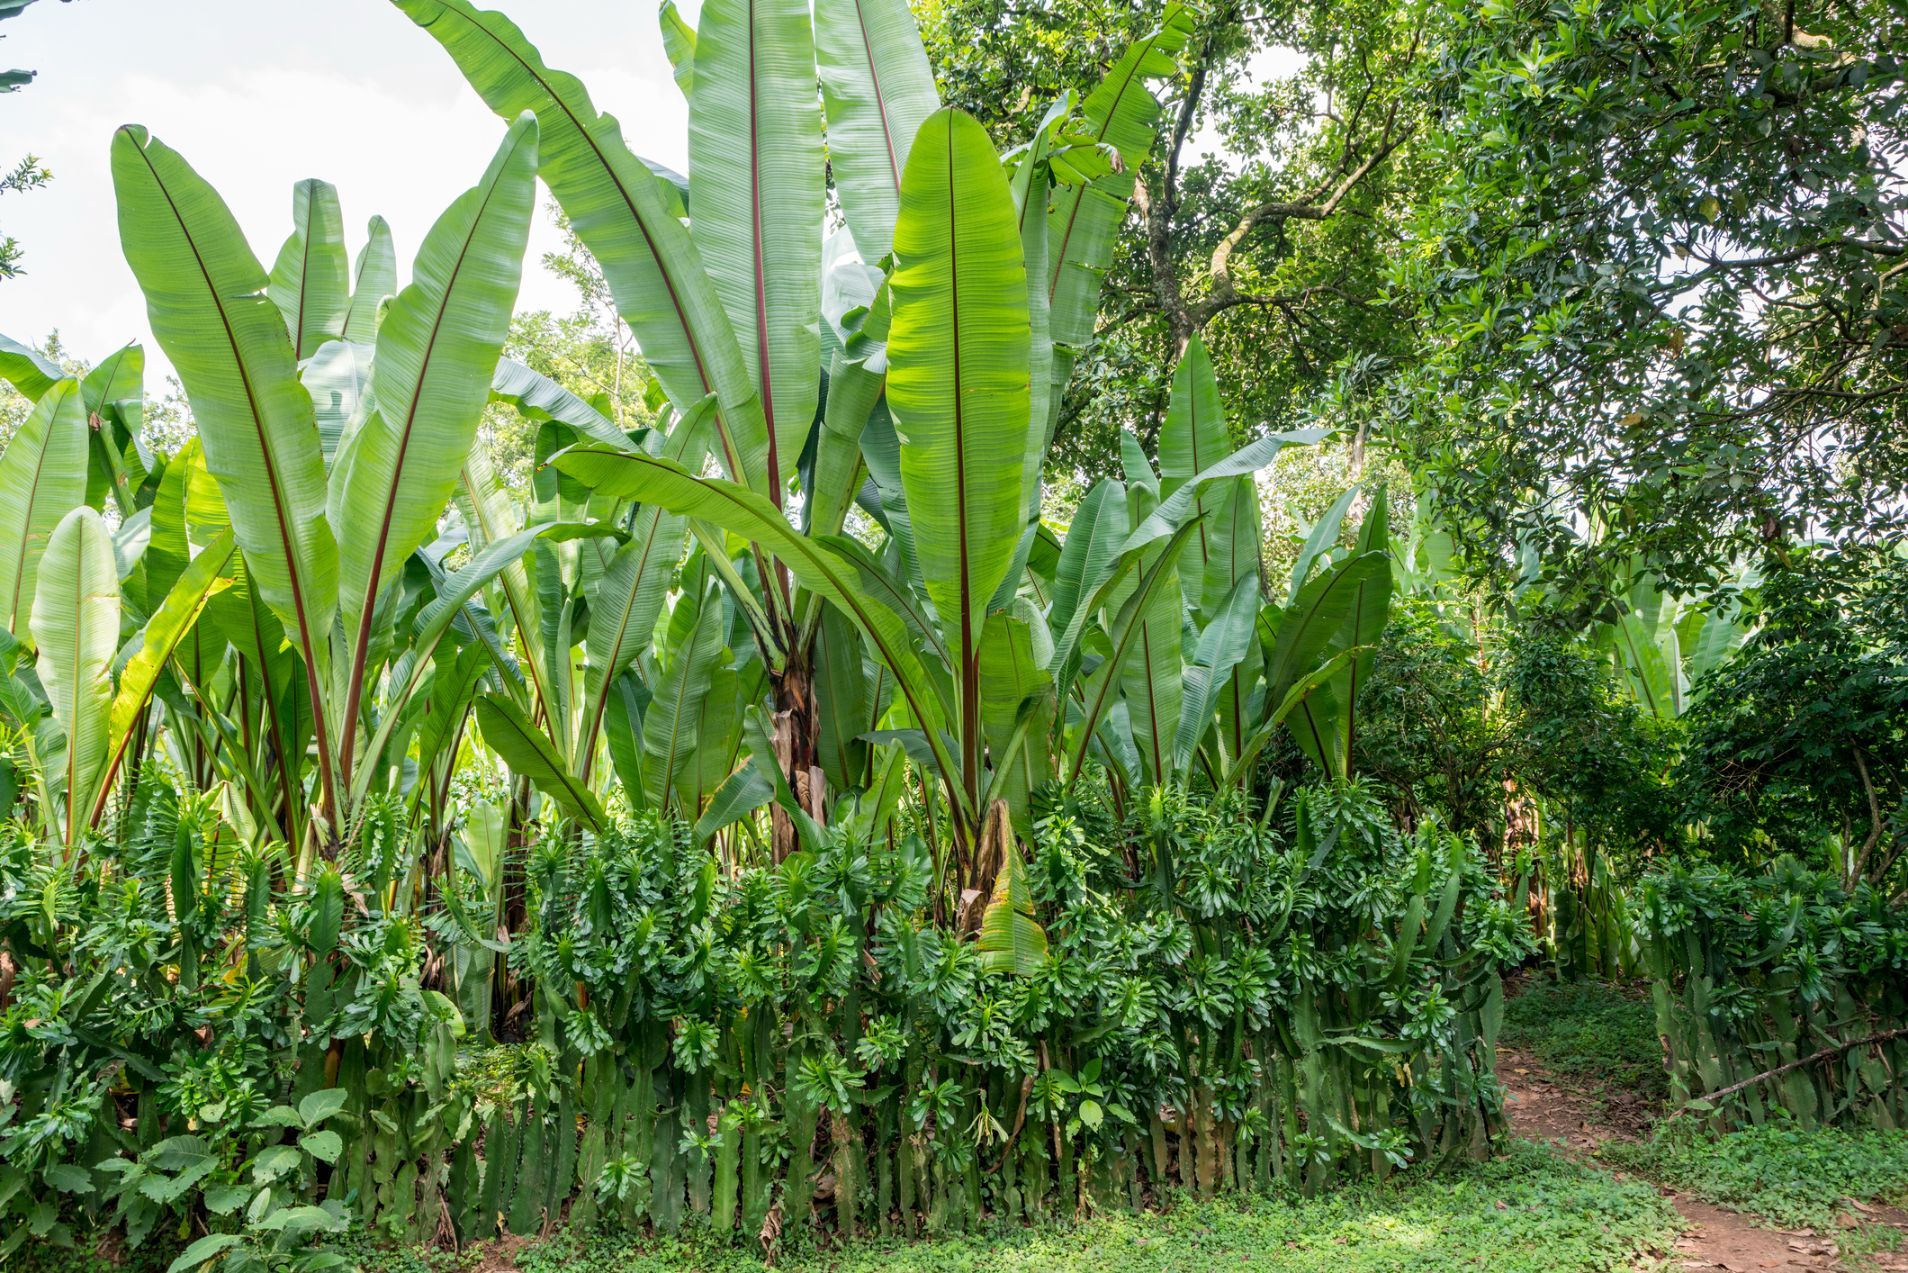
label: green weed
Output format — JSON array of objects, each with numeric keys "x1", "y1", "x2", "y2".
[
  {"x1": 1503, "y1": 977, "x2": 1668, "y2": 1105},
  {"x1": 1610, "y1": 1122, "x2": 1908, "y2": 1230}
]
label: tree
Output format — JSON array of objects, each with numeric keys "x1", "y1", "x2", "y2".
[
  {"x1": 1678, "y1": 544, "x2": 1908, "y2": 893},
  {"x1": 1386, "y1": 0, "x2": 1908, "y2": 599},
  {"x1": 921, "y1": 0, "x2": 1429, "y2": 479}
]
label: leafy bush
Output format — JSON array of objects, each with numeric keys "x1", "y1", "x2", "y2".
[
  {"x1": 1612, "y1": 1123, "x2": 1908, "y2": 1231},
  {"x1": 1637, "y1": 859, "x2": 1908, "y2": 1128},
  {"x1": 2, "y1": 778, "x2": 1533, "y2": 1256}
]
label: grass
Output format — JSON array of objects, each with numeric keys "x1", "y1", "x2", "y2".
[
  {"x1": 1502, "y1": 977, "x2": 1668, "y2": 1107},
  {"x1": 359, "y1": 1142, "x2": 1679, "y2": 1273},
  {"x1": 1608, "y1": 1122, "x2": 1908, "y2": 1231}
]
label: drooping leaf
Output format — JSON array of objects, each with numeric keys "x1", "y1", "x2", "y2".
[
  {"x1": 475, "y1": 692, "x2": 605, "y2": 832},
  {"x1": 0, "y1": 331, "x2": 62, "y2": 400}
]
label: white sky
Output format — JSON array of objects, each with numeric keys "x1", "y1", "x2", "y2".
[
  {"x1": 1, "y1": 0, "x2": 1295, "y2": 388},
  {"x1": 1, "y1": 0, "x2": 695, "y2": 382}
]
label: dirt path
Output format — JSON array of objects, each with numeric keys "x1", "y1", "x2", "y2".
[{"x1": 1497, "y1": 1046, "x2": 1904, "y2": 1272}]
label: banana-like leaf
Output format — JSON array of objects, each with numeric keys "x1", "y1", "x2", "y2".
[
  {"x1": 554, "y1": 443, "x2": 965, "y2": 815},
  {"x1": 814, "y1": 0, "x2": 940, "y2": 265},
  {"x1": 1161, "y1": 333, "x2": 1260, "y2": 616},
  {"x1": 578, "y1": 405, "x2": 709, "y2": 780},
  {"x1": 977, "y1": 821, "x2": 1047, "y2": 976},
  {"x1": 689, "y1": 0, "x2": 823, "y2": 485},
  {"x1": 353, "y1": 521, "x2": 561, "y2": 800},
  {"x1": 1293, "y1": 491, "x2": 1390, "y2": 778},
  {"x1": 0, "y1": 332, "x2": 62, "y2": 399},
  {"x1": 1173, "y1": 573, "x2": 1260, "y2": 773},
  {"x1": 889, "y1": 107, "x2": 1033, "y2": 674},
  {"x1": 1125, "y1": 428, "x2": 1329, "y2": 561},
  {"x1": 490, "y1": 357, "x2": 629, "y2": 449},
  {"x1": 643, "y1": 582, "x2": 727, "y2": 812},
  {"x1": 1287, "y1": 485, "x2": 1358, "y2": 605},
  {"x1": 94, "y1": 530, "x2": 237, "y2": 827},
  {"x1": 112, "y1": 126, "x2": 339, "y2": 665},
  {"x1": 1064, "y1": 521, "x2": 1196, "y2": 782},
  {"x1": 1046, "y1": 477, "x2": 1127, "y2": 667},
  {"x1": 343, "y1": 215, "x2": 397, "y2": 344},
  {"x1": 1262, "y1": 549, "x2": 1389, "y2": 708},
  {"x1": 659, "y1": 0, "x2": 696, "y2": 98},
  {"x1": 475, "y1": 692, "x2": 605, "y2": 832},
  {"x1": 81, "y1": 343, "x2": 150, "y2": 515},
  {"x1": 269, "y1": 179, "x2": 350, "y2": 359},
  {"x1": 0, "y1": 377, "x2": 88, "y2": 637},
  {"x1": 303, "y1": 340, "x2": 374, "y2": 467},
  {"x1": 1114, "y1": 545, "x2": 1183, "y2": 787},
  {"x1": 31, "y1": 508, "x2": 119, "y2": 844},
  {"x1": 396, "y1": 0, "x2": 771, "y2": 494},
  {"x1": 332, "y1": 113, "x2": 538, "y2": 684},
  {"x1": 1045, "y1": 5, "x2": 1194, "y2": 353}
]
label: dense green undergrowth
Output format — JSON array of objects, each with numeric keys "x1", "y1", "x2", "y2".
[
  {"x1": 1502, "y1": 978, "x2": 1667, "y2": 1106},
  {"x1": 336, "y1": 1143, "x2": 1677, "y2": 1273},
  {"x1": 1610, "y1": 1123, "x2": 1908, "y2": 1231}
]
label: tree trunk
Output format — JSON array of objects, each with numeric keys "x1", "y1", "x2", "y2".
[{"x1": 770, "y1": 653, "x2": 824, "y2": 862}]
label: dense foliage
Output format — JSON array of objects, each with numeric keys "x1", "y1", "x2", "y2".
[{"x1": 2, "y1": 0, "x2": 1904, "y2": 1265}]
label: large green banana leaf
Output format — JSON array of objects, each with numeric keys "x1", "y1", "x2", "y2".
[
  {"x1": 813, "y1": 0, "x2": 940, "y2": 265},
  {"x1": 343, "y1": 214, "x2": 396, "y2": 344},
  {"x1": 577, "y1": 404, "x2": 708, "y2": 781},
  {"x1": 888, "y1": 107, "x2": 1033, "y2": 695},
  {"x1": 31, "y1": 507, "x2": 119, "y2": 845},
  {"x1": 0, "y1": 376, "x2": 88, "y2": 636},
  {"x1": 111, "y1": 126, "x2": 339, "y2": 669},
  {"x1": 331, "y1": 113, "x2": 538, "y2": 732},
  {"x1": 688, "y1": 0, "x2": 824, "y2": 487},
  {"x1": 0, "y1": 332, "x2": 63, "y2": 399},
  {"x1": 395, "y1": 0, "x2": 771, "y2": 495},
  {"x1": 1045, "y1": 5, "x2": 1194, "y2": 354},
  {"x1": 643, "y1": 581, "x2": 727, "y2": 811},
  {"x1": 1160, "y1": 333, "x2": 1256, "y2": 616},
  {"x1": 554, "y1": 444, "x2": 965, "y2": 819},
  {"x1": 95, "y1": 529, "x2": 237, "y2": 827},
  {"x1": 268, "y1": 179, "x2": 350, "y2": 360}
]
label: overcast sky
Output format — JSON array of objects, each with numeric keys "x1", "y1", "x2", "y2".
[{"x1": 2, "y1": 0, "x2": 694, "y2": 382}]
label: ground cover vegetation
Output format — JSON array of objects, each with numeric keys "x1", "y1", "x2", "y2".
[{"x1": 0, "y1": 0, "x2": 1903, "y2": 1268}]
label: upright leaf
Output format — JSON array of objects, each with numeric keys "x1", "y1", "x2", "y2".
[
  {"x1": 343, "y1": 215, "x2": 396, "y2": 344},
  {"x1": 814, "y1": 0, "x2": 940, "y2": 265},
  {"x1": 331, "y1": 113, "x2": 539, "y2": 695},
  {"x1": 31, "y1": 508, "x2": 119, "y2": 845},
  {"x1": 268, "y1": 179, "x2": 350, "y2": 359},
  {"x1": 688, "y1": 0, "x2": 824, "y2": 487},
  {"x1": 888, "y1": 107, "x2": 1033, "y2": 673},
  {"x1": 0, "y1": 377, "x2": 88, "y2": 636},
  {"x1": 111, "y1": 127, "x2": 339, "y2": 665},
  {"x1": 395, "y1": 0, "x2": 770, "y2": 493}
]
